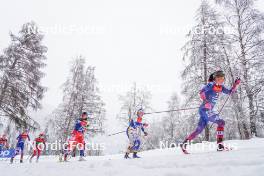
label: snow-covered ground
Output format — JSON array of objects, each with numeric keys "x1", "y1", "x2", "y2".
[{"x1": 1, "y1": 138, "x2": 264, "y2": 176}]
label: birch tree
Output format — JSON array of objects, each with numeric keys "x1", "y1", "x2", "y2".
[{"x1": 215, "y1": 0, "x2": 264, "y2": 136}]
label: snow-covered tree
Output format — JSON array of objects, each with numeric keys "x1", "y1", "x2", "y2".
[
  {"x1": 47, "y1": 56, "x2": 106, "y2": 141},
  {"x1": 162, "y1": 93, "x2": 182, "y2": 143},
  {"x1": 117, "y1": 83, "x2": 152, "y2": 126},
  {"x1": 0, "y1": 22, "x2": 47, "y2": 131},
  {"x1": 216, "y1": 0, "x2": 264, "y2": 136}
]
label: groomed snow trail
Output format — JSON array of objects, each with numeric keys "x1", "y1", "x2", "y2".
[{"x1": 1, "y1": 138, "x2": 264, "y2": 176}]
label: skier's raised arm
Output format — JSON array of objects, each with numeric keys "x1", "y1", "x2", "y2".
[{"x1": 222, "y1": 78, "x2": 241, "y2": 95}]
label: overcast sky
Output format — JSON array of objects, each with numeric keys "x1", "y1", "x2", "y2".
[{"x1": 1, "y1": 0, "x2": 263, "y2": 128}]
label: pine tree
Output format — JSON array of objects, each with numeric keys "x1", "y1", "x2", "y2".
[
  {"x1": 0, "y1": 22, "x2": 47, "y2": 130},
  {"x1": 48, "y1": 56, "x2": 106, "y2": 141}
]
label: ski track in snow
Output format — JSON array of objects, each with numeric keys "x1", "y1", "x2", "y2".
[{"x1": 1, "y1": 138, "x2": 264, "y2": 176}]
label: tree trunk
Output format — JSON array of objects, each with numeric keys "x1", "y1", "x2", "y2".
[
  {"x1": 236, "y1": 4, "x2": 257, "y2": 137},
  {"x1": 223, "y1": 46, "x2": 250, "y2": 139},
  {"x1": 202, "y1": 14, "x2": 210, "y2": 141}
]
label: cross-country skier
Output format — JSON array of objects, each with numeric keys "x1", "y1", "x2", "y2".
[
  {"x1": 180, "y1": 70, "x2": 241, "y2": 154},
  {"x1": 64, "y1": 112, "x2": 89, "y2": 161},
  {"x1": 0, "y1": 134, "x2": 9, "y2": 152},
  {"x1": 124, "y1": 108, "x2": 148, "y2": 159},
  {"x1": 29, "y1": 133, "x2": 46, "y2": 163},
  {"x1": 10, "y1": 130, "x2": 31, "y2": 163}
]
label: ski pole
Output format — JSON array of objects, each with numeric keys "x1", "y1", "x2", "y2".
[
  {"x1": 218, "y1": 94, "x2": 231, "y2": 115},
  {"x1": 108, "y1": 106, "x2": 200, "y2": 136},
  {"x1": 108, "y1": 108, "x2": 132, "y2": 137},
  {"x1": 108, "y1": 130, "x2": 126, "y2": 136},
  {"x1": 144, "y1": 107, "x2": 201, "y2": 115},
  {"x1": 209, "y1": 93, "x2": 232, "y2": 129}
]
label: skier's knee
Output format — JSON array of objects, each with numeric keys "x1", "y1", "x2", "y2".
[
  {"x1": 218, "y1": 119, "x2": 225, "y2": 127},
  {"x1": 196, "y1": 121, "x2": 207, "y2": 133},
  {"x1": 132, "y1": 140, "x2": 141, "y2": 151}
]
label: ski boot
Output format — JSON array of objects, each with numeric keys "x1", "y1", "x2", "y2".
[
  {"x1": 79, "y1": 156, "x2": 86, "y2": 161},
  {"x1": 10, "y1": 157, "x2": 14, "y2": 164},
  {"x1": 217, "y1": 140, "x2": 232, "y2": 151},
  {"x1": 217, "y1": 138, "x2": 225, "y2": 151},
  {"x1": 180, "y1": 140, "x2": 190, "y2": 154},
  {"x1": 133, "y1": 152, "x2": 140, "y2": 159},
  {"x1": 124, "y1": 152, "x2": 130, "y2": 159},
  {"x1": 20, "y1": 154, "x2": 24, "y2": 163},
  {"x1": 63, "y1": 153, "x2": 68, "y2": 162}
]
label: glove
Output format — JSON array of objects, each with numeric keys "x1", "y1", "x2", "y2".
[
  {"x1": 231, "y1": 77, "x2": 241, "y2": 92},
  {"x1": 144, "y1": 132, "x2": 148, "y2": 136},
  {"x1": 204, "y1": 102, "x2": 212, "y2": 110},
  {"x1": 234, "y1": 77, "x2": 241, "y2": 86},
  {"x1": 143, "y1": 123, "x2": 148, "y2": 127}
]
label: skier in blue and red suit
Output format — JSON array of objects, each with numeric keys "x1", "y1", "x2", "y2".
[
  {"x1": 10, "y1": 130, "x2": 30, "y2": 163},
  {"x1": 64, "y1": 112, "x2": 88, "y2": 161},
  {"x1": 124, "y1": 108, "x2": 148, "y2": 159},
  {"x1": 181, "y1": 71, "x2": 241, "y2": 154}
]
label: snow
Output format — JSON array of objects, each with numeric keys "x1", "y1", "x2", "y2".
[{"x1": 1, "y1": 138, "x2": 264, "y2": 176}]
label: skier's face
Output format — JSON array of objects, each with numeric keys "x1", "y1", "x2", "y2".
[
  {"x1": 137, "y1": 111, "x2": 144, "y2": 118},
  {"x1": 215, "y1": 76, "x2": 225, "y2": 85},
  {"x1": 82, "y1": 114, "x2": 88, "y2": 120}
]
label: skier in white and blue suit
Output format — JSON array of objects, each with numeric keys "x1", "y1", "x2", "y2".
[{"x1": 124, "y1": 108, "x2": 148, "y2": 159}]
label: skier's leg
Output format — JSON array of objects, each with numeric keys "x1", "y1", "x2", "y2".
[
  {"x1": 10, "y1": 143, "x2": 24, "y2": 163},
  {"x1": 124, "y1": 130, "x2": 133, "y2": 159},
  {"x1": 64, "y1": 143, "x2": 71, "y2": 161},
  {"x1": 131, "y1": 139, "x2": 140, "y2": 151},
  {"x1": 79, "y1": 135, "x2": 84, "y2": 156},
  {"x1": 0, "y1": 145, "x2": 3, "y2": 152},
  {"x1": 72, "y1": 147, "x2": 76, "y2": 157},
  {"x1": 10, "y1": 147, "x2": 19, "y2": 164},
  {"x1": 79, "y1": 142, "x2": 85, "y2": 158},
  {"x1": 36, "y1": 148, "x2": 42, "y2": 162},
  {"x1": 76, "y1": 134, "x2": 85, "y2": 161},
  {"x1": 124, "y1": 138, "x2": 132, "y2": 159},
  {"x1": 186, "y1": 109, "x2": 208, "y2": 141},
  {"x1": 30, "y1": 149, "x2": 37, "y2": 163},
  {"x1": 181, "y1": 109, "x2": 208, "y2": 153},
  {"x1": 132, "y1": 139, "x2": 141, "y2": 158},
  {"x1": 208, "y1": 113, "x2": 225, "y2": 151}
]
